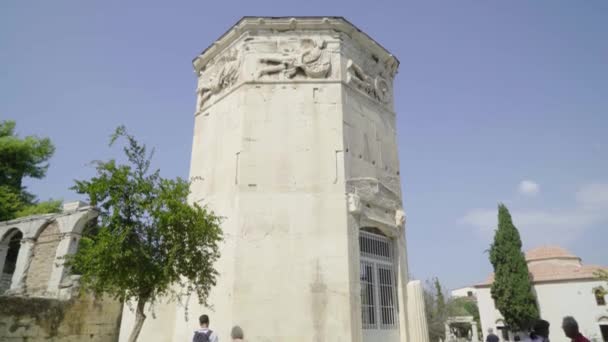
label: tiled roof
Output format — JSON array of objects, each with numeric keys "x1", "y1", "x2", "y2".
[{"x1": 525, "y1": 245, "x2": 579, "y2": 261}]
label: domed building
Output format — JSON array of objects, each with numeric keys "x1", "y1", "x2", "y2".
[{"x1": 474, "y1": 246, "x2": 608, "y2": 342}]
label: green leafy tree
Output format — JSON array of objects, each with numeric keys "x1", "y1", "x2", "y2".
[
  {"x1": 447, "y1": 297, "x2": 479, "y2": 322},
  {"x1": 434, "y1": 278, "x2": 446, "y2": 315},
  {"x1": 447, "y1": 297, "x2": 481, "y2": 337},
  {"x1": 0, "y1": 186, "x2": 23, "y2": 221},
  {"x1": 69, "y1": 127, "x2": 223, "y2": 342},
  {"x1": 15, "y1": 199, "x2": 63, "y2": 217},
  {"x1": 0, "y1": 120, "x2": 60, "y2": 220},
  {"x1": 489, "y1": 204, "x2": 539, "y2": 332},
  {"x1": 596, "y1": 269, "x2": 608, "y2": 284},
  {"x1": 595, "y1": 269, "x2": 608, "y2": 296}
]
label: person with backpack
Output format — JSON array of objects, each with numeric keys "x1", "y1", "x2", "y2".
[
  {"x1": 485, "y1": 328, "x2": 499, "y2": 342},
  {"x1": 193, "y1": 314, "x2": 218, "y2": 342}
]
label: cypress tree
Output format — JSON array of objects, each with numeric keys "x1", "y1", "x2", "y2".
[
  {"x1": 424, "y1": 278, "x2": 447, "y2": 341},
  {"x1": 489, "y1": 204, "x2": 539, "y2": 332},
  {"x1": 434, "y1": 277, "x2": 446, "y2": 316}
]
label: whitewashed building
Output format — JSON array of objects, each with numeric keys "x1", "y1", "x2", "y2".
[
  {"x1": 475, "y1": 246, "x2": 608, "y2": 342},
  {"x1": 451, "y1": 286, "x2": 477, "y2": 299}
]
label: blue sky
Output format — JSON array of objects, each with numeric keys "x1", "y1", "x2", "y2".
[{"x1": 1, "y1": 1, "x2": 607, "y2": 291}]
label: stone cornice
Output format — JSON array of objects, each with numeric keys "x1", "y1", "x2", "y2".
[
  {"x1": 194, "y1": 79, "x2": 398, "y2": 116},
  {"x1": 0, "y1": 206, "x2": 98, "y2": 227},
  {"x1": 192, "y1": 16, "x2": 399, "y2": 74}
]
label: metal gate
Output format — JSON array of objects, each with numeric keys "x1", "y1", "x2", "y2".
[{"x1": 360, "y1": 230, "x2": 400, "y2": 342}]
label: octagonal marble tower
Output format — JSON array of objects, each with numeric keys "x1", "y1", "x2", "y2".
[{"x1": 120, "y1": 17, "x2": 427, "y2": 342}]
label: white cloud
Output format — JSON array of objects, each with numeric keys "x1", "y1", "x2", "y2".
[
  {"x1": 460, "y1": 209, "x2": 497, "y2": 231},
  {"x1": 460, "y1": 183, "x2": 608, "y2": 246},
  {"x1": 518, "y1": 180, "x2": 540, "y2": 196},
  {"x1": 576, "y1": 183, "x2": 608, "y2": 209}
]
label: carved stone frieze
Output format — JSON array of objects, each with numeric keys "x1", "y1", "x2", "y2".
[
  {"x1": 346, "y1": 178, "x2": 404, "y2": 232},
  {"x1": 347, "y1": 193, "x2": 362, "y2": 214},
  {"x1": 196, "y1": 49, "x2": 242, "y2": 111},
  {"x1": 346, "y1": 177, "x2": 402, "y2": 210},
  {"x1": 256, "y1": 38, "x2": 331, "y2": 79},
  {"x1": 346, "y1": 59, "x2": 392, "y2": 103},
  {"x1": 383, "y1": 57, "x2": 399, "y2": 80}
]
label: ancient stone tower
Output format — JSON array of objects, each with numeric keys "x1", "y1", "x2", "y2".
[{"x1": 120, "y1": 17, "x2": 428, "y2": 342}]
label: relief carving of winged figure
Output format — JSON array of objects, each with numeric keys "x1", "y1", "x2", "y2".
[
  {"x1": 257, "y1": 39, "x2": 331, "y2": 79},
  {"x1": 197, "y1": 50, "x2": 241, "y2": 111}
]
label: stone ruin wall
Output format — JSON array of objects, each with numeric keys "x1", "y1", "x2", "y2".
[
  {"x1": 0, "y1": 272, "x2": 11, "y2": 293},
  {"x1": 0, "y1": 294, "x2": 122, "y2": 342}
]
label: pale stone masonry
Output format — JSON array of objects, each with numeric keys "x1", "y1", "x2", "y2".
[
  {"x1": 0, "y1": 294, "x2": 123, "y2": 341},
  {"x1": 120, "y1": 16, "x2": 428, "y2": 342},
  {"x1": 25, "y1": 221, "x2": 61, "y2": 295}
]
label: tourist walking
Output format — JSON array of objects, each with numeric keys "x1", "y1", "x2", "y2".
[
  {"x1": 193, "y1": 314, "x2": 219, "y2": 342},
  {"x1": 533, "y1": 319, "x2": 550, "y2": 341},
  {"x1": 562, "y1": 316, "x2": 589, "y2": 342},
  {"x1": 230, "y1": 325, "x2": 245, "y2": 341},
  {"x1": 524, "y1": 319, "x2": 550, "y2": 341},
  {"x1": 485, "y1": 328, "x2": 499, "y2": 342}
]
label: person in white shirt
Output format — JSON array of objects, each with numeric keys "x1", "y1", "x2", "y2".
[{"x1": 192, "y1": 314, "x2": 219, "y2": 342}]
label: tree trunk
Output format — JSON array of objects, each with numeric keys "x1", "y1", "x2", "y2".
[{"x1": 128, "y1": 298, "x2": 148, "y2": 342}]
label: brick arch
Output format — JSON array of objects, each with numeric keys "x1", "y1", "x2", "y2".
[{"x1": 25, "y1": 221, "x2": 61, "y2": 295}]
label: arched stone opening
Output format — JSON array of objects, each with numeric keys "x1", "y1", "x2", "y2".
[
  {"x1": 445, "y1": 316, "x2": 479, "y2": 342},
  {"x1": 0, "y1": 229, "x2": 23, "y2": 293}
]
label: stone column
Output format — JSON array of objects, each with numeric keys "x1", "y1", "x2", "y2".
[
  {"x1": 396, "y1": 234, "x2": 410, "y2": 342},
  {"x1": 0, "y1": 244, "x2": 8, "y2": 274},
  {"x1": 47, "y1": 233, "x2": 80, "y2": 295},
  {"x1": 471, "y1": 321, "x2": 479, "y2": 341},
  {"x1": 471, "y1": 321, "x2": 479, "y2": 342},
  {"x1": 445, "y1": 323, "x2": 451, "y2": 341},
  {"x1": 9, "y1": 238, "x2": 35, "y2": 293},
  {"x1": 407, "y1": 280, "x2": 430, "y2": 342},
  {"x1": 0, "y1": 244, "x2": 10, "y2": 293}
]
